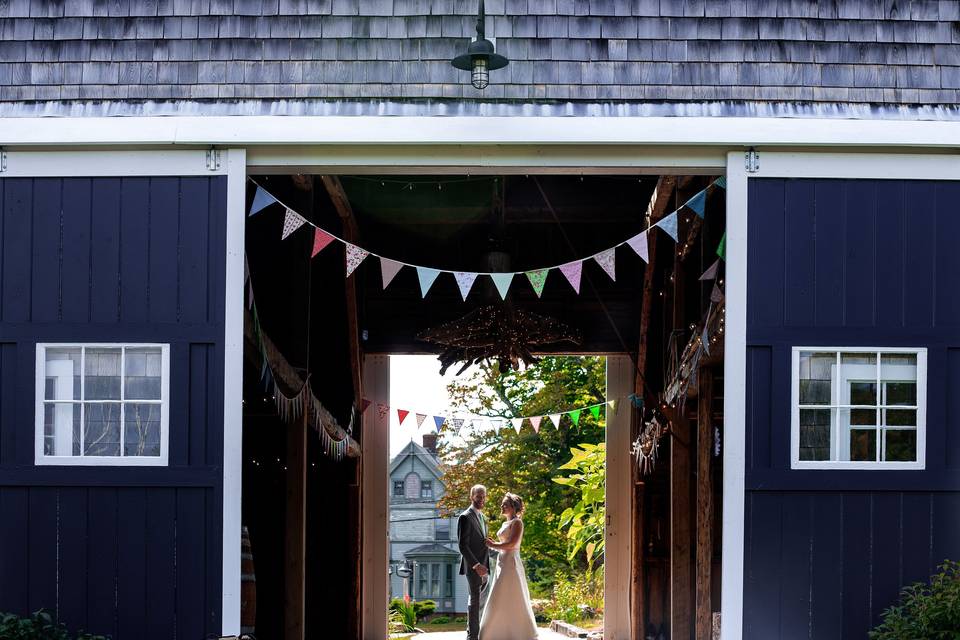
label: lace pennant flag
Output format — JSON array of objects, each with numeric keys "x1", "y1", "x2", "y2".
[
  {"x1": 433, "y1": 416, "x2": 446, "y2": 432},
  {"x1": 569, "y1": 409, "x2": 581, "y2": 426},
  {"x1": 345, "y1": 243, "x2": 370, "y2": 276},
  {"x1": 397, "y1": 409, "x2": 410, "y2": 425},
  {"x1": 380, "y1": 258, "x2": 404, "y2": 289},
  {"x1": 549, "y1": 414, "x2": 562, "y2": 429},
  {"x1": 699, "y1": 258, "x2": 720, "y2": 281},
  {"x1": 452, "y1": 417, "x2": 464, "y2": 433},
  {"x1": 417, "y1": 267, "x2": 442, "y2": 297},
  {"x1": 711, "y1": 282, "x2": 724, "y2": 303},
  {"x1": 281, "y1": 208, "x2": 308, "y2": 240},
  {"x1": 415, "y1": 413, "x2": 427, "y2": 428},
  {"x1": 490, "y1": 273, "x2": 514, "y2": 300},
  {"x1": 454, "y1": 272, "x2": 479, "y2": 301},
  {"x1": 590, "y1": 405, "x2": 601, "y2": 420},
  {"x1": 249, "y1": 187, "x2": 276, "y2": 217},
  {"x1": 511, "y1": 418, "x2": 524, "y2": 433},
  {"x1": 607, "y1": 399, "x2": 619, "y2": 414},
  {"x1": 593, "y1": 248, "x2": 617, "y2": 281},
  {"x1": 312, "y1": 228, "x2": 335, "y2": 257},
  {"x1": 625, "y1": 231, "x2": 649, "y2": 263},
  {"x1": 530, "y1": 416, "x2": 542, "y2": 433},
  {"x1": 525, "y1": 269, "x2": 549, "y2": 298},
  {"x1": 376, "y1": 403, "x2": 389, "y2": 420},
  {"x1": 655, "y1": 212, "x2": 679, "y2": 241},
  {"x1": 684, "y1": 189, "x2": 707, "y2": 218},
  {"x1": 559, "y1": 261, "x2": 583, "y2": 294}
]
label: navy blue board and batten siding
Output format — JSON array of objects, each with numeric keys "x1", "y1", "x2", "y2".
[
  {"x1": 0, "y1": 177, "x2": 227, "y2": 639},
  {"x1": 744, "y1": 178, "x2": 960, "y2": 639}
]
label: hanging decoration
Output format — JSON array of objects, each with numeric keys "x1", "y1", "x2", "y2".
[
  {"x1": 632, "y1": 413, "x2": 668, "y2": 475},
  {"x1": 248, "y1": 176, "x2": 724, "y2": 301}
]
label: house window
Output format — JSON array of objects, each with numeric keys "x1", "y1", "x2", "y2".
[
  {"x1": 792, "y1": 348, "x2": 926, "y2": 469},
  {"x1": 430, "y1": 563, "x2": 441, "y2": 598},
  {"x1": 404, "y1": 472, "x2": 420, "y2": 499},
  {"x1": 421, "y1": 480, "x2": 433, "y2": 499},
  {"x1": 435, "y1": 519, "x2": 450, "y2": 541},
  {"x1": 417, "y1": 564, "x2": 427, "y2": 597},
  {"x1": 445, "y1": 563, "x2": 454, "y2": 598},
  {"x1": 393, "y1": 480, "x2": 404, "y2": 496},
  {"x1": 36, "y1": 344, "x2": 170, "y2": 466}
]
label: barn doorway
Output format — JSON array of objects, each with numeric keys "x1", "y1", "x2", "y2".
[{"x1": 241, "y1": 170, "x2": 726, "y2": 640}]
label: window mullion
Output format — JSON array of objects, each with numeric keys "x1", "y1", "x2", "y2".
[
  {"x1": 876, "y1": 351, "x2": 882, "y2": 462},
  {"x1": 120, "y1": 347, "x2": 125, "y2": 457},
  {"x1": 80, "y1": 347, "x2": 86, "y2": 457}
]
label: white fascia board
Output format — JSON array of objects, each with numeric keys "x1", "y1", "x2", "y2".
[{"x1": 3, "y1": 116, "x2": 960, "y2": 148}]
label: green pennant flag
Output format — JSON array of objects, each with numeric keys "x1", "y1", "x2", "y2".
[
  {"x1": 590, "y1": 405, "x2": 601, "y2": 420},
  {"x1": 525, "y1": 269, "x2": 549, "y2": 298},
  {"x1": 716, "y1": 232, "x2": 726, "y2": 261},
  {"x1": 569, "y1": 409, "x2": 581, "y2": 426}
]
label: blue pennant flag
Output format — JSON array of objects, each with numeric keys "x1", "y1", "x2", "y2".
[
  {"x1": 417, "y1": 267, "x2": 442, "y2": 298},
  {"x1": 433, "y1": 416, "x2": 446, "y2": 432},
  {"x1": 714, "y1": 176, "x2": 727, "y2": 189},
  {"x1": 684, "y1": 190, "x2": 707, "y2": 218},
  {"x1": 249, "y1": 186, "x2": 276, "y2": 217},
  {"x1": 655, "y1": 212, "x2": 679, "y2": 241}
]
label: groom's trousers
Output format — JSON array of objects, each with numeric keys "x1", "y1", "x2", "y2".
[{"x1": 465, "y1": 571, "x2": 487, "y2": 640}]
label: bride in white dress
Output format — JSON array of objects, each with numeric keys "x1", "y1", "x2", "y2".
[{"x1": 479, "y1": 493, "x2": 539, "y2": 640}]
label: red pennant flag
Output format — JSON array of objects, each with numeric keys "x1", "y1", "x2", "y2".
[
  {"x1": 312, "y1": 228, "x2": 335, "y2": 257},
  {"x1": 360, "y1": 398, "x2": 371, "y2": 413},
  {"x1": 397, "y1": 409, "x2": 410, "y2": 425}
]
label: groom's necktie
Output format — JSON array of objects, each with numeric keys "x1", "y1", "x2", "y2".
[{"x1": 478, "y1": 511, "x2": 486, "y2": 538}]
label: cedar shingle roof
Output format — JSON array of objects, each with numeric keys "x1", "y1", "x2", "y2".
[{"x1": 2, "y1": 0, "x2": 959, "y2": 115}]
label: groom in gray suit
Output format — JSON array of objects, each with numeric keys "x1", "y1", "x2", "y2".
[{"x1": 458, "y1": 484, "x2": 491, "y2": 640}]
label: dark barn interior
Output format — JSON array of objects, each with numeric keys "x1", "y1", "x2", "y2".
[{"x1": 241, "y1": 171, "x2": 725, "y2": 640}]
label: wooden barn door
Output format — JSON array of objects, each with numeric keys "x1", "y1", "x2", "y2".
[{"x1": 0, "y1": 150, "x2": 246, "y2": 639}]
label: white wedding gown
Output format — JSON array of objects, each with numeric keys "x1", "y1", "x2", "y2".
[{"x1": 479, "y1": 518, "x2": 539, "y2": 640}]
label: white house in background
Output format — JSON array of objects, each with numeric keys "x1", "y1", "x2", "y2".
[{"x1": 388, "y1": 434, "x2": 468, "y2": 614}]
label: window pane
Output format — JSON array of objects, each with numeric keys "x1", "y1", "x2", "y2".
[
  {"x1": 849, "y1": 429, "x2": 877, "y2": 462},
  {"x1": 841, "y1": 352, "x2": 876, "y2": 368},
  {"x1": 45, "y1": 348, "x2": 81, "y2": 400},
  {"x1": 85, "y1": 348, "x2": 122, "y2": 400},
  {"x1": 44, "y1": 402, "x2": 81, "y2": 456},
  {"x1": 124, "y1": 403, "x2": 161, "y2": 456},
  {"x1": 849, "y1": 382, "x2": 877, "y2": 406},
  {"x1": 885, "y1": 409, "x2": 916, "y2": 427},
  {"x1": 884, "y1": 382, "x2": 916, "y2": 407},
  {"x1": 851, "y1": 408, "x2": 877, "y2": 426},
  {"x1": 84, "y1": 403, "x2": 121, "y2": 456},
  {"x1": 885, "y1": 430, "x2": 917, "y2": 462},
  {"x1": 799, "y1": 409, "x2": 831, "y2": 461},
  {"x1": 125, "y1": 347, "x2": 162, "y2": 400},
  {"x1": 798, "y1": 352, "x2": 834, "y2": 405}
]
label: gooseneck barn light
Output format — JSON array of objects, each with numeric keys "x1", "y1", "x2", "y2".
[{"x1": 451, "y1": 0, "x2": 508, "y2": 90}]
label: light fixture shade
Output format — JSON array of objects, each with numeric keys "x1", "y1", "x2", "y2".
[{"x1": 450, "y1": 0, "x2": 508, "y2": 89}]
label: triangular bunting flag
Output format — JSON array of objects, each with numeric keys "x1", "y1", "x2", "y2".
[
  {"x1": 607, "y1": 399, "x2": 618, "y2": 414},
  {"x1": 549, "y1": 414, "x2": 562, "y2": 429},
  {"x1": 625, "y1": 231, "x2": 649, "y2": 263},
  {"x1": 590, "y1": 405, "x2": 601, "y2": 420},
  {"x1": 655, "y1": 212, "x2": 679, "y2": 241},
  {"x1": 569, "y1": 409, "x2": 581, "y2": 426},
  {"x1": 249, "y1": 186, "x2": 276, "y2": 217},
  {"x1": 714, "y1": 176, "x2": 727, "y2": 189},
  {"x1": 530, "y1": 416, "x2": 542, "y2": 433},
  {"x1": 376, "y1": 403, "x2": 389, "y2": 420},
  {"x1": 312, "y1": 228, "x2": 335, "y2": 257},
  {"x1": 453, "y1": 272, "x2": 479, "y2": 301},
  {"x1": 397, "y1": 409, "x2": 410, "y2": 425},
  {"x1": 380, "y1": 258, "x2": 404, "y2": 289},
  {"x1": 701, "y1": 326, "x2": 711, "y2": 355},
  {"x1": 281, "y1": 208, "x2": 308, "y2": 240},
  {"x1": 433, "y1": 416, "x2": 445, "y2": 432},
  {"x1": 525, "y1": 269, "x2": 549, "y2": 298},
  {"x1": 452, "y1": 417, "x2": 464, "y2": 432},
  {"x1": 684, "y1": 190, "x2": 707, "y2": 218},
  {"x1": 628, "y1": 393, "x2": 644, "y2": 409},
  {"x1": 360, "y1": 398, "x2": 372, "y2": 413},
  {"x1": 490, "y1": 273, "x2": 514, "y2": 300},
  {"x1": 345, "y1": 243, "x2": 370, "y2": 276},
  {"x1": 511, "y1": 418, "x2": 524, "y2": 433},
  {"x1": 711, "y1": 283, "x2": 724, "y2": 303},
  {"x1": 593, "y1": 248, "x2": 617, "y2": 281},
  {"x1": 415, "y1": 413, "x2": 427, "y2": 428},
  {"x1": 417, "y1": 267, "x2": 442, "y2": 297},
  {"x1": 699, "y1": 259, "x2": 720, "y2": 281},
  {"x1": 716, "y1": 232, "x2": 726, "y2": 260},
  {"x1": 558, "y1": 261, "x2": 583, "y2": 294}
]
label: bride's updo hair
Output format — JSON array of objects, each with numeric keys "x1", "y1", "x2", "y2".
[{"x1": 502, "y1": 492, "x2": 524, "y2": 517}]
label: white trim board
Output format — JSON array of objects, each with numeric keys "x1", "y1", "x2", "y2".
[
  {"x1": 3, "y1": 116, "x2": 960, "y2": 148},
  {"x1": 362, "y1": 355, "x2": 390, "y2": 640}
]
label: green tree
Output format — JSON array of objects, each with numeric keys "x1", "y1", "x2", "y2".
[
  {"x1": 553, "y1": 441, "x2": 606, "y2": 572},
  {"x1": 436, "y1": 356, "x2": 606, "y2": 595}
]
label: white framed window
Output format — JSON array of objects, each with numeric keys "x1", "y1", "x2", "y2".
[
  {"x1": 35, "y1": 343, "x2": 170, "y2": 466},
  {"x1": 791, "y1": 347, "x2": 926, "y2": 470}
]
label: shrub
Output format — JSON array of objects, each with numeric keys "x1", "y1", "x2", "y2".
[
  {"x1": 388, "y1": 596, "x2": 417, "y2": 632},
  {"x1": 430, "y1": 616, "x2": 450, "y2": 625},
  {"x1": 0, "y1": 610, "x2": 109, "y2": 640},
  {"x1": 412, "y1": 599, "x2": 436, "y2": 620},
  {"x1": 454, "y1": 616, "x2": 467, "y2": 624},
  {"x1": 541, "y1": 570, "x2": 604, "y2": 624},
  {"x1": 870, "y1": 560, "x2": 960, "y2": 640}
]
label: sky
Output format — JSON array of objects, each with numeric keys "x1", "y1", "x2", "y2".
[{"x1": 388, "y1": 355, "x2": 463, "y2": 457}]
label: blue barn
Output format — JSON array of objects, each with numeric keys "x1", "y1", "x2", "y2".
[{"x1": 1, "y1": 2, "x2": 959, "y2": 640}]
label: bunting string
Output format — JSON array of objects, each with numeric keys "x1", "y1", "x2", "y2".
[{"x1": 248, "y1": 177, "x2": 724, "y2": 300}]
